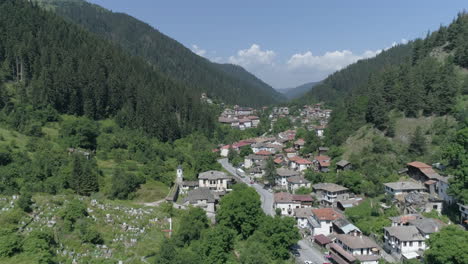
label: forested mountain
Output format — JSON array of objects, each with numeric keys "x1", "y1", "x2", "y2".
[
  {"x1": 298, "y1": 12, "x2": 468, "y2": 203},
  {"x1": 277, "y1": 81, "x2": 320, "y2": 99},
  {"x1": 37, "y1": 0, "x2": 285, "y2": 106},
  {"x1": 0, "y1": 0, "x2": 216, "y2": 141}
]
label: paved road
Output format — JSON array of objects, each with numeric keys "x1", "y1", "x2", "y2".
[
  {"x1": 218, "y1": 158, "x2": 274, "y2": 215},
  {"x1": 218, "y1": 158, "x2": 326, "y2": 264}
]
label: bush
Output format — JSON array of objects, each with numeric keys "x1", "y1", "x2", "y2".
[{"x1": 16, "y1": 193, "x2": 33, "y2": 213}]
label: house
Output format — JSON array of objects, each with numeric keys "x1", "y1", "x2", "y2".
[
  {"x1": 389, "y1": 214, "x2": 424, "y2": 227},
  {"x1": 383, "y1": 225, "x2": 426, "y2": 260},
  {"x1": 314, "y1": 125, "x2": 326, "y2": 137},
  {"x1": 407, "y1": 218, "x2": 446, "y2": 239},
  {"x1": 254, "y1": 150, "x2": 274, "y2": 156},
  {"x1": 337, "y1": 160, "x2": 352, "y2": 172},
  {"x1": 273, "y1": 192, "x2": 311, "y2": 216},
  {"x1": 246, "y1": 115, "x2": 260, "y2": 127},
  {"x1": 308, "y1": 208, "x2": 343, "y2": 236},
  {"x1": 284, "y1": 147, "x2": 297, "y2": 158},
  {"x1": 234, "y1": 106, "x2": 254, "y2": 116},
  {"x1": 407, "y1": 161, "x2": 443, "y2": 182},
  {"x1": 251, "y1": 142, "x2": 276, "y2": 153},
  {"x1": 180, "y1": 181, "x2": 199, "y2": 194},
  {"x1": 294, "y1": 138, "x2": 306, "y2": 150},
  {"x1": 294, "y1": 207, "x2": 313, "y2": 229},
  {"x1": 276, "y1": 168, "x2": 300, "y2": 188},
  {"x1": 333, "y1": 218, "x2": 361, "y2": 235},
  {"x1": 244, "y1": 154, "x2": 269, "y2": 169},
  {"x1": 289, "y1": 156, "x2": 313, "y2": 171},
  {"x1": 313, "y1": 183, "x2": 349, "y2": 206},
  {"x1": 198, "y1": 171, "x2": 232, "y2": 192},
  {"x1": 182, "y1": 187, "x2": 217, "y2": 218},
  {"x1": 330, "y1": 234, "x2": 381, "y2": 264},
  {"x1": 318, "y1": 147, "x2": 329, "y2": 156},
  {"x1": 437, "y1": 176, "x2": 454, "y2": 204},
  {"x1": 314, "y1": 155, "x2": 331, "y2": 172},
  {"x1": 337, "y1": 197, "x2": 364, "y2": 211},
  {"x1": 249, "y1": 162, "x2": 266, "y2": 178},
  {"x1": 287, "y1": 176, "x2": 311, "y2": 193},
  {"x1": 384, "y1": 181, "x2": 426, "y2": 197},
  {"x1": 458, "y1": 203, "x2": 468, "y2": 228},
  {"x1": 220, "y1": 145, "x2": 231, "y2": 157}
]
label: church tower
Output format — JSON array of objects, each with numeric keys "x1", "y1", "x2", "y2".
[{"x1": 176, "y1": 165, "x2": 183, "y2": 184}]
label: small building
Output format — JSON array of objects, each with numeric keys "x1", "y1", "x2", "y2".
[
  {"x1": 314, "y1": 155, "x2": 331, "y2": 172},
  {"x1": 336, "y1": 160, "x2": 352, "y2": 172},
  {"x1": 396, "y1": 191, "x2": 443, "y2": 215},
  {"x1": 198, "y1": 171, "x2": 232, "y2": 192},
  {"x1": 437, "y1": 176, "x2": 454, "y2": 204},
  {"x1": 313, "y1": 183, "x2": 349, "y2": 206},
  {"x1": 287, "y1": 175, "x2": 311, "y2": 193},
  {"x1": 333, "y1": 218, "x2": 361, "y2": 235},
  {"x1": 180, "y1": 181, "x2": 199, "y2": 194},
  {"x1": 273, "y1": 192, "x2": 313, "y2": 216},
  {"x1": 337, "y1": 197, "x2": 364, "y2": 211},
  {"x1": 284, "y1": 147, "x2": 298, "y2": 158},
  {"x1": 318, "y1": 147, "x2": 329, "y2": 156},
  {"x1": 294, "y1": 138, "x2": 306, "y2": 150},
  {"x1": 407, "y1": 161, "x2": 443, "y2": 182},
  {"x1": 384, "y1": 181, "x2": 426, "y2": 197},
  {"x1": 308, "y1": 208, "x2": 343, "y2": 236},
  {"x1": 330, "y1": 234, "x2": 381, "y2": 264},
  {"x1": 244, "y1": 154, "x2": 269, "y2": 169},
  {"x1": 276, "y1": 168, "x2": 300, "y2": 188},
  {"x1": 182, "y1": 187, "x2": 217, "y2": 218},
  {"x1": 289, "y1": 156, "x2": 313, "y2": 171},
  {"x1": 294, "y1": 207, "x2": 313, "y2": 229},
  {"x1": 384, "y1": 225, "x2": 426, "y2": 260},
  {"x1": 408, "y1": 218, "x2": 446, "y2": 239}
]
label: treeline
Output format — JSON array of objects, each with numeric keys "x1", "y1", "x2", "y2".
[
  {"x1": 0, "y1": 0, "x2": 216, "y2": 142},
  {"x1": 39, "y1": 0, "x2": 285, "y2": 106}
]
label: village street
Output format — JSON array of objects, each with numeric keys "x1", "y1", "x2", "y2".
[{"x1": 218, "y1": 158, "x2": 326, "y2": 264}]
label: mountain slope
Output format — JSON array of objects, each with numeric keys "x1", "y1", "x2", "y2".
[
  {"x1": 37, "y1": 0, "x2": 285, "y2": 106},
  {"x1": 277, "y1": 81, "x2": 320, "y2": 99},
  {"x1": 0, "y1": 0, "x2": 215, "y2": 141}
]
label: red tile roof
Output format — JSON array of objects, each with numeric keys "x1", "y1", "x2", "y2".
[
  {"x1": 284, "y1": 148, "x2": 296, "y2": 153},
  {"x1": 274, "y1": 157, "x2": 283, "y2": 164},
  {"x1": 292, "y1": 194, "x2": 313, "y2": 202},
  {"x1": 312, "y1": 208, "x2": 343, "y2": 221},
  {"x1": 274, "y1": 192, "x2": 293, "y2": 203},
  {"x1": 221, "y1": 145, "x2": 231, "y2": 149},
  {"x1": 296, "y1": 158, "x2": 313, "y2": 165},
  {"x1": 232, "y1": 141, "x2": 251, "y2": 149},
  {"x1": 407, "y1": 161, "x2": 431, "y2": 169},
  {"x1": 314, "y1": 234, "x2": 332, "y2": 245},
  {"x1": 315, "y1": 155, "x2": 331, "y2": 162},
  {"x1": 255, "y1": 150, "x2": 273, "y2": 156}
]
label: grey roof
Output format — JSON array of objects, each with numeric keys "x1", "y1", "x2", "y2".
[
  {"x1": 384, "y1": 181, "x2": 426, "y2": 191},
  {"x1": 198, "y1": 170, "x2": 229, "y2": 180},
  {"x1": 294, "y1": 207, "x2": 313, "y2": 218},
  {"x1": 318, "y1": 147, "x2": 329, "y2": 151},
  {"x1": 287, "y1": 176, "x2": 310, "y2": 184},
  {"x1": 182, "y1": 181, "x2": 199, "y2": 187},
  {"x1": 336, "y1": 234, "x2": 379, "y2": 249},
  {"x1": 408, "y1": 218, "x2": 446, "y2": 235},
  {"x1": 336, "y1": 160, "x2": 351, "y2": 167},
  {"x1": 333, "y1": 218, "x2": 361, "y2": 234},
  {"x1": 245, "y1": 154, "x2": 269, "y2": 160},
  {"x1": 313, "y1": 183, "x2": 348, "y2": 192},
  {"x1": 184, "y1": 188, "x2": 215, "y2": 204},
  {"x1": 276, "y1": 168, "x2": 299, "y2": 177},
  {"x1": 384, "y1": 226, "x2": 425, "y2": 241}
]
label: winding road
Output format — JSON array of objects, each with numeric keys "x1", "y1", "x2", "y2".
[{"x1": 218, "y1": 158, "x2": 326, "y2": 264}]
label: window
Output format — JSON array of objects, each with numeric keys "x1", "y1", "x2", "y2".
[
  {"x1": 433, "y1": 205, "x2": 438, "y2": 209},
  {"x1": 409, "y1": 242, "x2": 413, "y2": 246},
  {"x1": 403, "y1": 242, "x2": 407, "y2": 247},
  {"x1": 418, "y1": 241, "x2": 422, "y2": 247}
]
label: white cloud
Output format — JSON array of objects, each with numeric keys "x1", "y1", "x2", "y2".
[
  {"x1": 286, "y1": 49, "x2": 381, "y2": 73},
  {"x1": 191, "y1": 44, "x2": 206, "y2": 57},
  {"x1": 228, "y1": 44, "x2": 276, "y2": 67}
]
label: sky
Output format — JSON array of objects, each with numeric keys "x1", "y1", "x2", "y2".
[{"x1": 87, "y1": 0, "x2": 467, "y2": 89}]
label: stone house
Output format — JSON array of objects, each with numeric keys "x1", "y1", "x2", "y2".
[{"x1": 313, "y1": 183, "x2": 349, "y2": 206}]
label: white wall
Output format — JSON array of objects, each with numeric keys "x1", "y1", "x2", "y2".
[{"x1": 312, "y1": 220, "x2": 333, "y2": 236}]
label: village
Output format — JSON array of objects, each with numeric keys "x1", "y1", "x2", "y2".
[{"x1": 169, "y1": 103, "x2": 467, "y2": 264}]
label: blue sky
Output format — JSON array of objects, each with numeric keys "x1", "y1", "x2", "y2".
[{"x1": 88, "y1": 0, "x2": 467, "y2": 88}]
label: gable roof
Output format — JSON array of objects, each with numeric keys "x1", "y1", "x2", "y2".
[
  {"x1": 276, "y1": 168, "x2": 299, "y2": 177},
  {"x1": 198, "y1": 170, "x2": 229, "y2": 180},
  {"x1": 384, "y1": 226, "x2": 425, "y2": 241},
  {"x1": 336, "y1": 234, "x2": 378, "y2": 249},
  {"x1": 294, "y1": 207, "x2": 313, "y2": 218},
  {"x1": 274, "y1": 192, "x2": 295, "y2": 203},
  {"x1": 407, "y1": 161, "x2": 431, "y2": 169},
  {"x1": 408, "y1": 218, "x2": 446, "y2": 234},
  {"x1": 389, "y1": 214, "x2": 424, "y2": 224},
  {"x1": 255, "y1": 150, "x2": 273, "y2": 156},
  {"x1": 336, "y1": 160, "x2": 351, "y2": 167},
  {"x1": 313, "y1": 183, "x2": 348, "y2": 193},
  {"x1": 295, "y1": 158, "x2": 313, "y2": 165},
  {"x1": 184, "y1": 187, "x2": 216, "y2": 204},
  {"x1": 312, "y1": 208, "x2": 342, "y2": 221},
  {"x1": 292, "y1": 194, "x2": 313, "y2": 202},
  {"x1": 287, "y1": 175, "x2": 311, "y2": 184}
]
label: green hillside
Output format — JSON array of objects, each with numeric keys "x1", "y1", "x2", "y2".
[{"x1": 36, "y1": 0, "x2": 285, "y2": 106}]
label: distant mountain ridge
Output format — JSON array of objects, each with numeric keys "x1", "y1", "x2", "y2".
[
  {"x1": 36, "y1": 0, "x2": 285, "y2": 106},
  {"x1": 277, "y1": 81, "x2": 320, "y2": 99}
]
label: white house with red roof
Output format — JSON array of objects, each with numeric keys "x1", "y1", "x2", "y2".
[
  {"x1": 308, "y1": 208, "x2": 343, "y2": 236},
  {"x1": 314, "y1": 155, "x2": 331, "y2": 172}
]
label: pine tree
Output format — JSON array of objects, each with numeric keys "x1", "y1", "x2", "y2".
[
  {"x1": 409, "y1": 126, "x2": 426, "y2": 156},
  {"x1": 69, "y1": 155, "x2": 99, "y2": 196}
]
